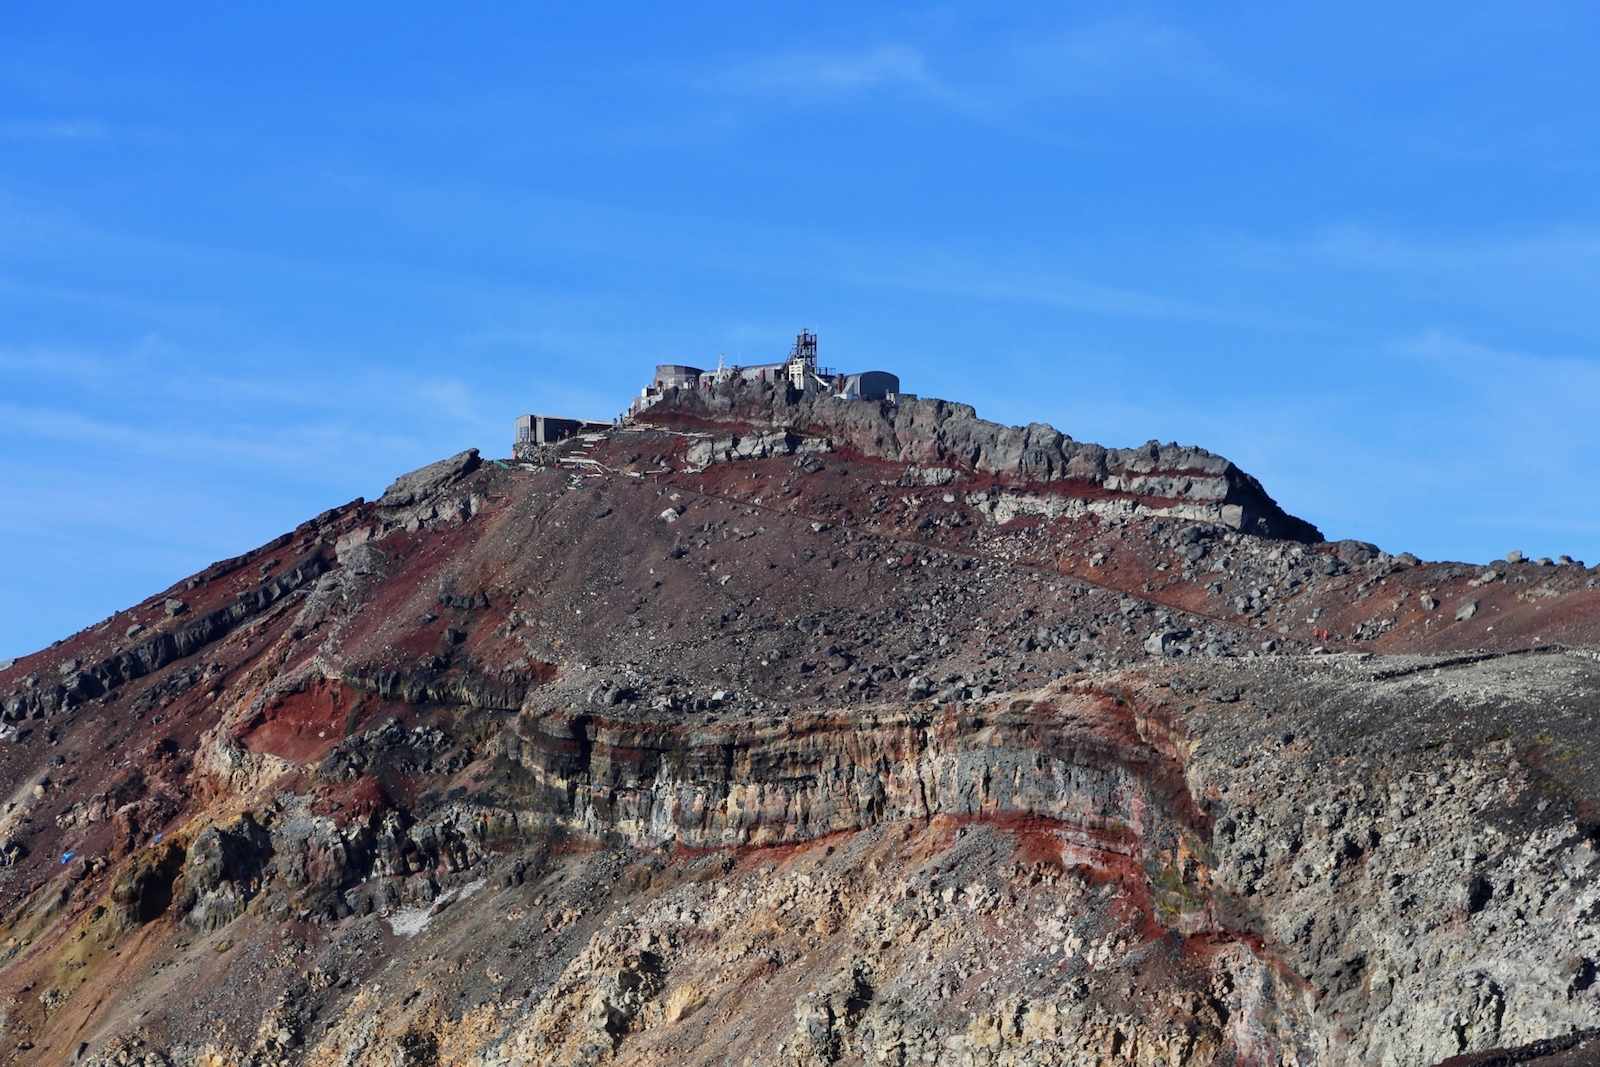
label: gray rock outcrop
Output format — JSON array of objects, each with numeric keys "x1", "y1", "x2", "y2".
[
  {"x1": 376, "y1": 448, "x2": 481, "y2": 509},
  {"x1": 641, "y1": 381, "x2": 1321, "y2": 541}
]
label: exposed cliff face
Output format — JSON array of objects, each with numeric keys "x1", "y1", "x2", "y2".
[{"x1": 0, "y1": 390, "x2": 1596, "y2": 1067}]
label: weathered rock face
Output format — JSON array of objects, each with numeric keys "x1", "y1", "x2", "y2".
[
  {"x1": 377, "y1": 448, "x2": 483, "y2": 510},
  {"x1": 639, "y1": 381, "x2": 1322, "y2": 542},
  {"x1": 513, "y1": 695, "x2": 1200, "y2": 859},
  {"x1": 0, "y1": 397, "x2": 1596, "y2": 1067},
  {"x1": 0, "y1": 553, "x2": 328, "y2": 723}
]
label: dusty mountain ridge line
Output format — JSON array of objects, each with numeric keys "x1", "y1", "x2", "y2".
[
  {"x1": 0, "y1": 391, "x2": 1594, "y2": 1067},
  {"x1": 3, "y1": 392, "x2": 1584, "y2": 702},
  {"x1": 2, "y1": 553, "x2": 331, "y2": 724}
]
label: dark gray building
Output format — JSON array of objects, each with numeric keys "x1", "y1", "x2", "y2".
[
  {"x1": 840, "y1": 370, "x2": 900, "y2": 401},
  {"x1": 653, "y1": 365, "x2": 705, "y2": 391},
  {"x1": 515, "y1": 414, "x2": 607, "y2": 446}
]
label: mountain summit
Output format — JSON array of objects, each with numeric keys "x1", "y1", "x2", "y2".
[{"x1": 1, "y1": 373, "x2": 1597, "y2": 1067}]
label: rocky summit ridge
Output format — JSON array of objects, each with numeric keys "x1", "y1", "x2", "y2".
[{"x1": 0, "y1": 380, "x2": 1598, "y2": 1067}]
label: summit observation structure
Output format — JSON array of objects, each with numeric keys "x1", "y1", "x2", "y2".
[{"x1": 628, "y1": 329, "x2": 903, "y2": 417}]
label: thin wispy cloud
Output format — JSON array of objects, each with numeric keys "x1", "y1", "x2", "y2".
[
  {"x1": 712, "y1": 42, "x2": 1020, "y2": 128},
  {"x1": 854, "y1": 262, "x2": 1219, "y2": 321},
  {"x1": 0, "y1": 346, "x2": 502, "y2": 436},
  {"x1": 1398, "y1": 330, "x2": 1600, "y2": 397},
  {"x1": 1305, "y1": 225, "x2": 1600, "y2": 272},
  {"x1": 746, "y1": 19, "x2": 1216, "y2": 100},
  {"x1": 822, "y1": 239, "x2": 1316, "y2": 331},
  {"x1": 725, "y1": 44, "x2": 941, "y2": 97},
  {"x1": 0, "y1": 118, "x2": 106, "y2": 140},
  {"x1": 717, "y1": 16, "x2": 1228, "y2": 132},
  {"x1": 0, "y1": 335, "x2": 508, "y2": 502},
  {"x1": 1011, "y1": 17, "x2": 1222, "y2": 94},
  {"x1": 0, "y1": 401, "x2": 411, "y2": 469}
]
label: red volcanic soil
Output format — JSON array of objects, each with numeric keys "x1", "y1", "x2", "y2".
[{"x1": 235, "y1": 678, "x2": 378, "y2": 764}]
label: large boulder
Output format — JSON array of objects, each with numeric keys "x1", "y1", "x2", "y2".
[{"x1": 377, "y1": 449, "x2": 481, "y2": 509}]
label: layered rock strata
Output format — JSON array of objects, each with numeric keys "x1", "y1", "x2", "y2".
[{"x1": 638, "y1": 382, "x2": 1321, "y2": 541}]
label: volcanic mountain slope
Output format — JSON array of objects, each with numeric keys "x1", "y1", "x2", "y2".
[{"x1": 0, "y1": 385, "x2": 1596, "y2": 1067}]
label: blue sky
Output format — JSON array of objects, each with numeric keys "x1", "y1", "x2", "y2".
[{"x1": 3, "y1": 3, "x2": 1598, "y2": 658}]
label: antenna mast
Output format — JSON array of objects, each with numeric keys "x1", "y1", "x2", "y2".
[{"x1": 787, "y1": 328, "x2": 819, "y2": 389}]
